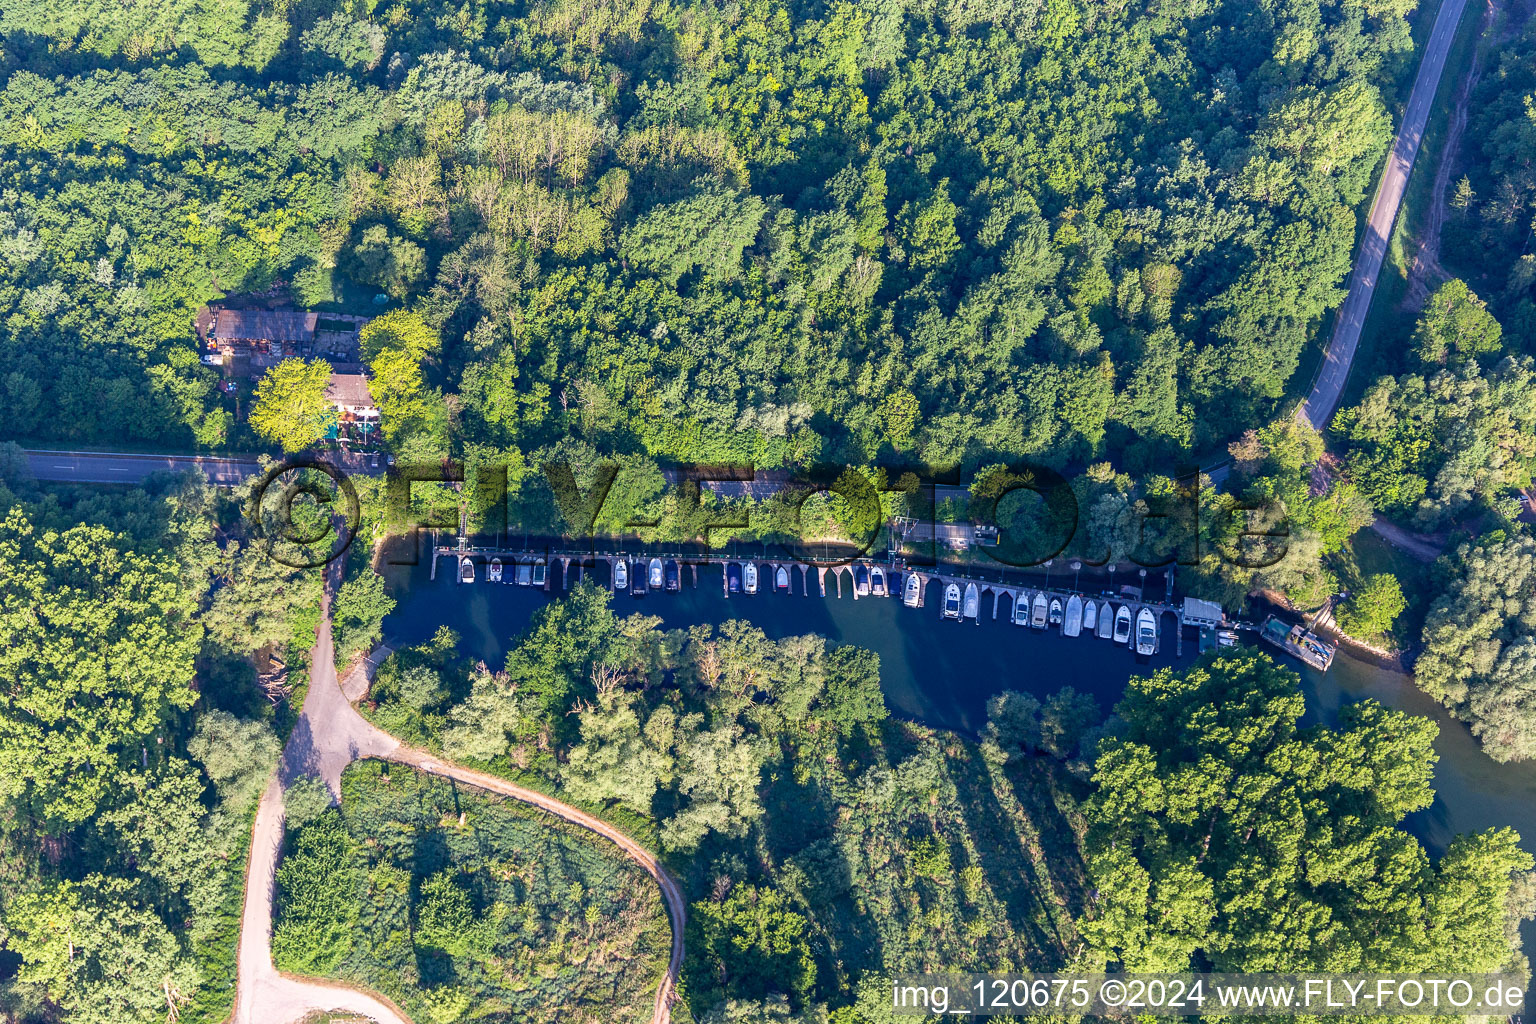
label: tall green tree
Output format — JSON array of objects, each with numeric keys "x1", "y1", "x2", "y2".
[
  {"x1": 249, "y1": 358, "x2": 335, "y2": 454},
  {"x1": 0, "y1": 509, "x2": 201, "y2": 825}
]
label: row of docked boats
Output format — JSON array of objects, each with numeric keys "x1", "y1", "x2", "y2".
[
  {"x1": 938, "y1": 583, "x2": 1159, "y2": 654},
  {"x1": 460, "y1": 556, "x2": 547, "y2": 587},
  {"x1": 608, "y1": 558, "x2": 798, "y2": 598},
  {"x1": 722, "y1": 560, "x2": 793, "y2": 595}
]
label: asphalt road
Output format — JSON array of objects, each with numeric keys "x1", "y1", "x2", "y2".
[
  {"x1": 1300, "y1": 0, "x2": 1470, "y2": 429},
  {"x1": 23, "y1": 448, "x2": 264, "y2": 485}
]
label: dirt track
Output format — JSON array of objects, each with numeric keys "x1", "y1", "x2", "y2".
[{"x1": 230, "y1": 571, "x2": 684, "y2": 1024}]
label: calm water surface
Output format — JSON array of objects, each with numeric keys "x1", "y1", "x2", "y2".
[{"x1": 380, "y1": 552, "x2": 1536, "y2": 865}]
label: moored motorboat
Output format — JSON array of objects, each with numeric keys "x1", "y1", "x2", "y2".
[
  {"x1": 1096, "y1": 606, "x2": 1114, "y2": 639},
  {"x1": 1063, "y1": 594, "x2": 1083, "y2": 637},
  {"x1": 1031, "y1": 592, "x2": 1048, "y2": 628},
  {"x1": 870, "y1": 566, "x2": 887, "y2": 597},
  {"x1": 1113, "y1": 605, "x2": 1132, "y2": 645},
  {"x1": 854, "y1": 565, "x2": 870, "y2": 596},
  {"x1": 1013, "y1": 592, "x2": 1031, "y2": 626},
  {"x1": 488, "y1": 557, "x2": 503, "y2": 583},
  {"x1": 962, "y1": 582, "x2": 979, "y2": 620},
  {"x1": 632, "y1": 565, "x2": 647, "y2": 596},
  {"x1": 460, "y1": 557, "x2": 475, "y2": 583},
  {"x1": 649, "y1": 558, "x2": 664, "y2": 589},
  {"x1": 727, "y1": 563, "x2": 742, "y2": 592},
  {"x1": 531, "y1": 559, "x2": 547, "y2": 587},
  {"x1": 516, "y1": 559, "x2": 532, "y2": 586},
  {"x1": 744, "y1": 562, "x2": 759, "y2": 595},
  {"x1": 1136, "y1": 607, "x2": 1157, "y2": 655},
  {"x1": 1083, "y1": 599, "x2": 1098, "y2": 633},
  {"x1": 665, "y1": 559, "x2": 680, "y2": 591},
  {"x1": 942, "y1": 583, "x2": 962, "y2": 619},
  {"x1": 613, "y1": 559, "x2": 629, "y2": 591},
  {"x1": 775, "y1": 565, "x2": 790, "y2": 592},
  {"x1": 903, "y1": 572, "x2": 921, "y2": 607},
  {"x1": 1048, "y1": 598, "x2": 1062, "y2": 626},
  {"x1": 1259, "y1": 615, "x2": 1335, "y2": 670}
]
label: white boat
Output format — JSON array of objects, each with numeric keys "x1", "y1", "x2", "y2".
[
  {"x1": 1049, "y1": 598, "x2": 1062, "y2": 625},
  {"x1": 614, "y1": 559, "x2": 629, "y2": 590},
  {"x1": 1097, "y1": 605, "x2": 1114, "y2": 639},
  {"x1": 1063, "y1": 595, "x2": 1083, "y2": 637},
  {"x1": 942, "y1": 583, "x2": 962, "y2": 619},
  {"x1": 1136, "y1": 607, "x2": 1158, "y2": 655},
  {"x1": 1013, "y1": 593, "x2": 1031, "y2": 626},
  {"x1": 903, "y1": 572, "x2": 921, "y2": 607},
  {"x1": 775, "y1": 566, "x2": 790, "y2": 592},
  {"x1": 488, "y1": 557, "x2": 503, "y2": 583},
  {"x1": 459, "y1": 557, "x2": 474, "y2": 584},
  {"x1": 531, "y1": 559, "x2": 547, "y2": 587},
  {"x1": 962, "y1": 582, "x2": 979, "y2": 620},
  {"x1": 1083, "y1": 600, "x2": 1098, "y2": 632},
  {"x1": 744, "y1": 562, "x2": 759, "y2": 595},
  {"x1": 855, "y1": 565, "x2": 871, "y2": 596},
  {"x1": 516, "y1": 560, "x2": 532, "y2": 586},
  {"x1": 1031, "y1": 592, "x2": 1048, "y2": 628},
  {"x1": 1113, "y1": 605, "x2": 1133, "y2": 645},
  {"x1": 649, "y1": 558, "x2": 664, "y2": 589},
  {"x1": 871, "y1": 566, "x2": 887, "y2": 597}
]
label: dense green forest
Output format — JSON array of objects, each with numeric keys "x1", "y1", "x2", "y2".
[
  {"x1": 7, "y1": 0, "x2": 1536, "y2": 1016},
  {"x1": 0, "y1": 451, "x2": 1533, "y2": 1022},
  {"x1": 0, "y1": 458, "x2": 301, "y2": 1024},
  {"x1": 0, "y1": 0, "x2": 1420, "y2": 472},
  {"x1": 348, "y1": 587, "x2": 1536, "y2": 1019}
]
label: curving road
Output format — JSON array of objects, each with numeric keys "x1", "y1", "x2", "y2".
[
  {"x1": 1300, "y1": 0, "x2": 1471, "y2": 428},
  {"x1": 231, "y1": 566, "x2": 685, "y2": 1024}
]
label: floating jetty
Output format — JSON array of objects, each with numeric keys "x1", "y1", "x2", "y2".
[{"x1": 1259, "y1": 615, "x2": 1335, "y2": 671}]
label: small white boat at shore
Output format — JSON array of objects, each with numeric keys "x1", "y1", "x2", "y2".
[
  {"x1": 1048, "y1": 597, "x2": 1062, "y2": 626},
  {"x1": 459, "y1": 557, "x2": 474, "y2": 584},
  {"x1": 1113, "y1": 605, "x2": 1132, "y2": 645},
  {"x1": 1097, "y1": 605, "x2": 1114, "y2": 639},
  {"x1": 1136, "y1": 607, "x2": 1158, "y2": 655},
  {"x1": 962, "y1": 582, "x2": 979, "y2": 621},
  {"x1": 903, "y1": 573, "x2": 921, "y2": 607},
  {"x1": 488, "y1": 557, "x2": 503, "y2": 583},
  {"x1": 1031, "y1": 592, "x2": 1048, "y2": 628},
  {"x1": 614, "y1": 559, "x2": 629, "y2": 591},
  {"x1": 1013, "y1": 593, "x2": 1031, "y2": 626},
  {"x1": 649, "y1": 558, "x2": 664, "y2": 590},
  {"x1": 942, "y1": 583, "x2": 962, "y2": 619},
  {"x1": 1063, "y1": 595, "x2": 1083, "y2": 637},
  {"x1": 775, "y1": 565, "x2": 790, "y2": 592},
  {"x1": 744, "y1": 562, "x2": 759, "y2": 594},
  {"x1": 1083, "y1": 599, "x2": 1098, "y2": 633},
  {"x1": 516, "y1": 559, "x2": 532, "y2": 586},
  {"x1": 871, "y1": 566, "x2": 887, "y2": 597},
  {"x1": 531, "y1": 559, "x2": 546, "y2": 587}
]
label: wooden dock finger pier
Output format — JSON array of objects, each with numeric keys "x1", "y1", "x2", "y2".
[{"x1": 433, "y1": 540, "x2": 1188, "y2": 656}]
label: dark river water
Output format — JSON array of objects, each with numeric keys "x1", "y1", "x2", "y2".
[{"x1": 379, "y1": 549, "x2": 1536, "y2": 870}]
